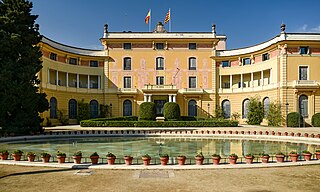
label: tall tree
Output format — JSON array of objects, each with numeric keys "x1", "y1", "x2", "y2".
[{"x1": 0, "y1": 0, "x2": 49, "y2": 135}]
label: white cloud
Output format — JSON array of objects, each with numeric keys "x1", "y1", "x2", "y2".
[
  {"x1": 297, "y1": 24, "x2": 308, "y2": 32},
  {"x1": 296, "y1": 24, "x2": 320, "y2": 33},
  {"x1": 311, "y1": 26, "x2": 320, "y2": 32}
]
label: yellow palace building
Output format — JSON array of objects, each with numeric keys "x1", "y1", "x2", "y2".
[{"x1": 39, "y1": 23, "x2": 320, "y2": 125}]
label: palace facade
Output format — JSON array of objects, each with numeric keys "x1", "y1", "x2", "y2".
[{"x1": 39, "y1": 23, "x2": 320, "y2": 125}]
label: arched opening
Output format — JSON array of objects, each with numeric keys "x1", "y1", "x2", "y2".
[
  {"x1": 299, "y1": 95, "x2": 308, "y2": 117},
  {"x1": 188, "y1": 100, "x2": 197, "y2": 117},
  {"x1": 123, "y1": 100, "x2": 132, "y2": 116},
  {"x1": 90, "y1": 100, "x2": 99, "y2": 118},
  {"x1": 263, "y1": 97, "x2": 270, "y2": 118},
  {"x1": 68, "y1": 99, "x2": 77, "y2": 119},
  {"x1": 50, "y1": 97, "x2": 57, "y2": 119},
  {"x1": 222, "y1": 100, "x2": 231, "y2": 118},
  {"x1": 242, "y1": 99, "x2": 250, "y2": 118}
]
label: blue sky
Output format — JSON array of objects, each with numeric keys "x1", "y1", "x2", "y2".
[{"x1": 31, "y1": 0, "x2": 320, "y2": 50}]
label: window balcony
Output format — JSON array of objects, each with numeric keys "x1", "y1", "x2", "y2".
[
  {"x1": 293, "y1": 80, "x2": 319, "y2": 88},
  {"x1": 181, "y1": 88, "x2": 204, "y2": 94},
  {"x1": 142, "y1": 84, "x2": 178, "y2": 93},
  {"x1": 118, "y1": 88, "x2": 138, "y2": 94}
]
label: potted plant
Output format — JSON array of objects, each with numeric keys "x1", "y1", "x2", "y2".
[
  {"x1": 72, "y1": 151, "x2": 82, "y2": 164},
  {"x1": 0, "y1": 150, "x2": 9, "y2": 160},
  {"x1": 56, "y1": 151, "x2": 66, "y2": 163},
  {"x1": 229, "y1": 153, "x2": 238, "y2": 164},
  {"x1": 289, "y1": 151, "x2": 299, "y2": 162},
  {"x1": 123, "y1": 155, "x2": 133, "y2": 165},
  {"x1": 316, "y1": 150, "x2": 320, "y2": 160},
  {"x1": 106, "y1": 152, "x2": 116, "y2": 165},
  {"x1": 302, "y1": 150, "x2": 312, "y2": 161},
  {"x1": 195, "y1": 152, "x2": 204, "y2": 165},
  {"x1": 275, "y1": 152, "x2": 285, "y2": 163},
  {"x1": 212, "y1": 154, "x2": 221, "y2": 165},
  {"x1": 40, "y1": 152, "x2": 51, "y2": 163},
  {"x1": 142, "y1": 154, "x2": 151, "y2": 166},
  {"x1": 27, "y1": 152, "x2": 36, "y2": 162},
  {"x1": 177, "y1": 155, "x2": 186, "y2": 166},
  {"x1": 12, "y1": 150, "x2": 23, "y2": 161},
  {"x1": 245, "y1": 153, "x2": 255, "y2": 164},
  {"x1": 90, "y1": 152, "x2": 99, "y2": 164},
  {"x1": 260, "y1": 152, "x2": 270, "y2": 163},
  {"x1": 159, "y1": 154, "x2": 169, "y2": 165}
]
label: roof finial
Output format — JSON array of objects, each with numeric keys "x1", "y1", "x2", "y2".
[
  {"x1": 104, "y1": 24, "x2": 109, "y2": 34},
  {"x1": 281, "y1": 23, "x2": 286, "y2": 33},
  {"x1": 212, "y1": 24, "x2": 216, "y2": 34}
]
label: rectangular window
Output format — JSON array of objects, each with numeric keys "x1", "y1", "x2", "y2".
[
  {"x1": 189, "y1": 43, "x2": 196, "y2": 50},
  {"x1": 123, "y1": 76, "x2": 131, "y2": 88},
  {"x1": 123, "y1": 57, "x2": 131, "y2": 70},
  {"x1": 189, "y1": 77, "x2": 197, "y2": 88},
  {"x1": 156, "y1": 76, "x2": 164, "y2": 85},
  {"x1": 50, "y1": 53, "x2": 57, "y2": 61},
  {"x1": 69, "y1": 58, "x2": 78, "y2": 65},
  {"x1": 189, "y1": 57, "x2": 196, "y2": 70},
  {"x1": 156, "y1": 43, "x2": 164, "y2": 50},
  {"x1": 156, "y1": 57, "x2": 164, "y2": 70},
  {"x1": 262, "y1": 53, "x2": 270, "y2": 61},
  {"x1": 299, "y1": 66, "x2": 308, "y2": 80},
  {"x1": 299, "y1": 46, "x2": 309, "y2": 54},
  {"x1": 222, "y1": 61, "x2": 230, "y2": 67},
  {"x1": 90, "y1": 60, "x2": 98, "y2": 67},
  {"x1": 242, "y1": 58, "x2": 251, "y2": 65},
  {"x1": 123, "y1": 43, "x2": 132, "y2": 50}
]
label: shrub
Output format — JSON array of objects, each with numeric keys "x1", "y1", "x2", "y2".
[
  {"x1": 56, "y1": 151, "x2": 66, "y2": 157},
  {"x1": 267, "y1": 101, "x2": 284, "y2": 126},
  {"x1": 106, "y1": 152, "x2": 116, "y2": 157},
  {"x1": 311, "y1": 113, "x2": 320, "y2": 127},
  {"x1": 287, "y1": 112, "x2": 303, "y2": 127},
  {"x1": 214, "y1": 107, "x2": 224, "y2": 119},
  {"x1": 91, "y1": 116, "x2": 138, "y2": 121},
  {"x1": 231, "y1": 112, "x2": 241, "y2": 121},
  {"x1": 90, "y1": 152, "x2": 99, "y2": 157},
  {"x1": 180, "y1": 116, "x2": 197, "y2": 121},
  {"x1": 163, "y1": 102, "x2": 181, "y2": 120},
  {"x1": 247, "y1": 96, "x2": 264, "y2": 125},
  {"x1": 73, "y1": 151, "x2": 82, "y2": 156},
  {"x1": 139, "y1": 102, "x2": 156, "y2": 121},
  {"x1": 57, "y1": 110, "x2": 69, "y2": 125},
  {"x1": 77, "y1": 100, "x2": 90, "y2": 122}
]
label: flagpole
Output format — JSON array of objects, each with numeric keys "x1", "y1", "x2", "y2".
[{"x1": 169, "y1": 8, "x2": 171, "y2": 32}]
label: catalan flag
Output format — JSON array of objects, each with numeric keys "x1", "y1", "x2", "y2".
[
  {"x1": 164, "y1": 9, "x2": 170, "y2": 24},
  {"x1": 145, "y1": 10, "x2": 151, "y2": 24}
]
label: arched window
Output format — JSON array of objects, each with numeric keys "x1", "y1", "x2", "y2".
[
  {"x1": 123, "y1": 57, "x2": 131, "y2": 70},
  {"x1": 222, "y1": 100, "x2": 231, "y2": 118},
  {"x1": 242, "y1": 99, "x2": 250, "y2": 118},
  {"x1": 188, "y1": 100, "x2": 197, "y2": 117},
  {"x1": 90, "y1": 100, "x2": 99, "y2": 118},
  {"x1": 189, "y1": 57, "x2": 196, "y2": 70},
  {"x1": 50, "y1": 97, "x2": 57, "y2": 119},
  {"x1": 68, "y1": 99, "x2": 77, "y2": 119},
  {"x1": 299, "y1": 95, "x2": 308, "y2": 117},
  {"x1": 263, "y1": 97, "x2": 270, "y2": 118},
  {"x1": 123, "y1": 100, "x2": 132, "y2": 116},
  {"x1": 156, "y1": 57, "x2": 164, "y2": 70}
]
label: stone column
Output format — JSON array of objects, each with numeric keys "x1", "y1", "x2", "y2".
[
  {"x1": 173, "y1": 94, "x2": 176, "y2": 102},
  {"x1": 98, "y1": 76, "x2": 101, "y2": 89},
  {"x1": 261, "y1": 70, "x2": 264, "y2": 86},
  {"x1": 251, "y1": 72, "x2": 254, "y2": 88},
  {"x1": 56, "y1": 70, "x2": 59, "y2": 86},
  {"x1": 144, "y1": 94, "x2": 147, "y2": 102},
  {"x1": 76, "y1": 74, "x2": 79, "y2": 88},
  {"x1": 87, "y1": 75, "x2": 90, "y2": 89},
  {"x1": 48, "y1": 68, "x2": 50, "y2": 84},
  {"x1": 66, "y1": 72, "x2": 69, "y2": 87},
  {"x1": 168, "y1": 94, "x2": 172, "y2": 102},
  {"x1": 148, "y1": 94, "x2": 152, "y2": 102},
  {"x1": 219, "y1": 75, "x2": 222, "y2": 89},
  {"x1": 230, "y1": 75, "x2": 232, "y2": 89},
  {"x1": 240, "y1": 74, "x2": 243, "y2": 89}
]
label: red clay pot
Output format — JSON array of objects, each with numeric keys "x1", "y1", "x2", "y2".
[
  {"x1": 42, "y1": 155, "x2": 51, "y2": 163},
  {"x1": 245, "y1": 156, "x2": 254, "y2": 164},
  {"x1": 142, "y1": 157, "x2": 151, "y2": 166},
  {"x1": 57, "y1": 156, "x2": 66, "y2": 163},
  {"x1": 12, "y1": 154, "x2": 22, "y2": 161},
  {"x1": 72, "y1": 156, "x2": 82, "y2": 164},
  {"x1": 229, "y1": 156, "x2": 238, "y2": 164},
  {"x1": 261, "y1": 156, "x2": 270, "y2": 163},
  {"x1": 160, "y1": 157, "x2": 169, "y2": 165},
  {"x1": 316, "y1": 152, "x2": 320, "y2": 160},
  {"x1": 276, "y1": 155, "x2": 285, "y2": 163},
  {"x1": 107, "y1": 156, "x2": 116, "y2": 165},
  {"x1": 212, "y1": 156, "x2": 221, "y2": 165},
  {"x1": 195, "y1": 157, "x2": 204, "y2": 165},
  {"x1": 303, "y1": 153, "x2": 312, "y2": 161},
  {"x1": 90, "y1": 156, "x2": 99, "y2": 165},
  {"x1": 289, "y1": 154, "x2": 299, "y2": 162},
  {"x1": 0, "y1": 153, "x2": 9, "y2": 160},
  {"x1": 27, "y1": 155, "x2": 36, "y2": 162},
  {"x1": 177, "y1": 156, "x2": 186, "y2": 165}
]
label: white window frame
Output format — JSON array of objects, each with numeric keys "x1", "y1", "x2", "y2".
[
  {"x1": 188, "y1": 57, "x2": 197, "y2": 70},
  {"x1": 156, "y1": 76, "x2": 164, "y2": 85},
  {"x1": 298, "y1": 65, "x2": 309, "y2": 80},
  {"x1": 123, "y1": 57, "x2": 132, "y2": 70},
  {"x1": 156, "y1": 57, "x2": 164, "y2": 70},
  {"x1": 188, "y1": 76, "x2": 197, "y2": 88},
  {"x1": 123, "y1": 76, "x2": 132, "y2": 88}
]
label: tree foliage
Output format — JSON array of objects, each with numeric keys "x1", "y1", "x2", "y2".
[
  {"x1": 266, "y1": 101, "x2": 284, "y2": 126},
  {"x1": 77, "y1": 100, "x2": 90, "y2": 122},
  {"x1": 139, "y1": 102, "x2": 156, "y2": 121},
  {"x1": 0, "y1": 0, "x2": 49, "y2": 135},
  {"x1": 311, "y1": 113, "x2": 320, "y2": 127},
  {"x1": 287, "y1": 112, "x2": 303, "y2": 127},
  {"x1": 163, "y1": 102, "x2": 181, "y2": 120},
  {"x1": 247, "y1": 96, "x2": 264, "y2": 125}
]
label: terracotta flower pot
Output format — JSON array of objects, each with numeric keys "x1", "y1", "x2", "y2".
[
  {"x1": 27, "y1": 155, "x2": 36, "y2": 162},
  {"x1": 72, "y1": 156, "x2": 82, "y2": 164},
  {"x1": 12, "y1": 154, "x2": 22, "y2": 161},
  {"x1": 142, "y1": 157, "x2": 151, "y2": 166},
  {"x1": 123, "y1": 156, "x2": 133, "y2": 165},
  {"x1": 177, "y1": 156, "x2": 186, "y2": 165},
  {"x1": 276, "y1": 155, "x2": 285, "y2": 163},
  {"x1": 261, "y1": 156, "x2": 270, "y2": 163},
  {"x1": 57, "y1": 156, "x2": 66, "y2": 163},
  {"x1": 316, "y1": 152, "x2": 320, "y2": 160},
  {"x1": 289, "y1": 154, "x2": 299, "y2": 162},
  {"x1": 160, "y1": 157, "x2": 169, "y2": 165},
  {"x1": 107, "y1": 156, "x2": 116, "y2": 165},
  {"x1": 195, "y1": 157, "x2": 204, "y2": 165},
  {"x1": 0, "y1": 153, "x2": 9, "y2": 160},
  {"x1": 303, "y1": 153, "x2": 312, "y2": 161},
  {"x1": 90, "y1": 156, "x2": 99, "y2": 164},
  {"x1": 245, "y1": 156, "x2": 254, "y2": 164},
  {"x1": 41, "y1": 155, "x2": 51, "y2": 163},
  {"x1": 229, "y1": 156, "x2": 238, "y2": 164},
  {"x1": 212, "y1": 156, "x2": 221, "y2": 165}
]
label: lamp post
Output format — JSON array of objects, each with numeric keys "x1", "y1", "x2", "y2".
[
  {"x1": 110, "y1": 103, "x2": 112, "y2": 117},
  {"x1": 285, "y1": 102, "x2": 289, "y2": 127},
  {"x1": 207, "y1": 103, "x2": 210, "y2": 117}
]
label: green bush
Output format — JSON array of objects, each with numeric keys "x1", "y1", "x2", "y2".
[
  {"x1": 91, "y1": 116, "x2": 138, "y2": 121},
  {"x1": 287, "y1": 112, "x2": 303, "y2": 127},
  {"x1": 267, "y1": 102, "x2": 284, "y2": 127},
  {"x1": 180, "y1": 116, "x2": 197, "y2": 121},
  {"x1": 139, "y1": 102, "x2": 156, "y2": 121},
  {"x1": 77, "y1": 100, "x2": 90, "y2": 122},
  {"x1": 247, "y1": 97, "x2": 264, "y2": 125},
  {"x1": 214, "y1": 107, "x2": 224, "y2": 119},
  {"x1": 163, "y1": 102, "x2": 181, "y2": 120},
  {"x1": 311, "y1": 113, "x2": 320, "y2": 127}
]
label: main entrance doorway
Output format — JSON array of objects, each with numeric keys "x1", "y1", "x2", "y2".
[{"x1": 154, "y1": 100, "x2": 167, "y2": 115}]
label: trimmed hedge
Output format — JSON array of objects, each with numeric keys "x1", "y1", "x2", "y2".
[
  {"x1": 91, "y1": 116, "x2": 138, "y2": 121},
  {"x1": 80, "y1": 119, "x2": 239, "y2": 127},
  {"x1": 163, "y1": 102, "x2": 181, "y2": 120},
  {"x1": 311, "y1": 113, "x2": 320, "y2": 127},
  {"x1": 287, "y1": 112, "x2": 303, "y2": 127},
  {"x1": 139, "y1": 102, "x2": 156, "y2": 121},
  {"x1": 180, "y1": 116, "x2": 197, "y2": 121}
]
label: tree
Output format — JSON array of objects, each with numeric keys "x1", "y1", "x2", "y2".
[
  {"x1": 163, "y1": 102, "x2": 181, "y2": 120},
  {"x1": 247, "y1": 96, "x2": 264, "y2": 125},
  {"x1": 0, "y1": 0, "x2": 49, "y2": 135},
  {"x1": 266, "y1": 101, "x2": 284, "y2": 127}
]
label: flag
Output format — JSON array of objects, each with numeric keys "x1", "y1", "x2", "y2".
[
  {"x1": 164, "y1": 9, "x2": 170, "y2": 24},
  {"x1": 145, "y1": 10, "x2": 151, "y2": 24}
]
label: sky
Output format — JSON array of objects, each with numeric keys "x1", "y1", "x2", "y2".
[{"x1": 31, "y1": 0, "x2": 320, "y2": 50}]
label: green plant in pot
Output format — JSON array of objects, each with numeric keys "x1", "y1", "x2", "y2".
[
  {"x1": 260, "y1": 152, "x2": 270, "y2": 163},
  {"x1": 12, "y1": 150, "x2": 23, "y2": 161},
  {"x1": 212, "y1": 154, "x2": 221, "y2": 165},
  {"x1": 245, "y1": 153, "x2": 255, "y2": 164},
  {"x1": 106, "y1": 152, "x2": 116, "y2": 165},
  {"x1": 90, "y1": 152, "x2": 99, "y2": 165},
  {"x1": 302, "y1": 150, "x2": 312, "y2": 161},
  {"x1": 177, "y1": 155, "x2": 186, "y2": 166},
  {"x1": 275, "y1": 152, "x2": 285, "y2": 163},
  {"x1": 40, "y1": 152, "x2": 51, "y2": 163},
  {"x1": 195, "y1": 152, "x2": 204, "y2": 165},
  {"x1": 142, "y1": 154, "x2": 151, "y2": 166},
  {"x1": 289, "y1": 151, "x2": 299, "y2": 162},
  {"x1": 0, "y1": 150, "x2": 9, "y2": 160},
  {"x1": 56, "y1": 151, "x2": 66, "y2": 164},
  {"x1": 229, "y1": 153, "x2": 238, "y2": 165},
  {"x1": 316, "y1": 149, "x2": 320, "y2": 160},
  {"x1": 159, "y1": 154, "x2": 169, "y2": 166},
  {"x1": 123, "y1": 155, "x2": 133, "y2": 165},
  {"x1": 27, "y1": 152, "x2": 36, "y2": 162},
  {"x1": 72, "y1": 151, "x2": 82, "y2": 164}
]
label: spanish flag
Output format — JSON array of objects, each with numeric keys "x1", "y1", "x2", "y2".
[
  {"x1": 164, "y1": 9, "x2": 170, "y2": 24},
  {"x1": 145, "y1": 10, "x2": 151, "y2": 24}
]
